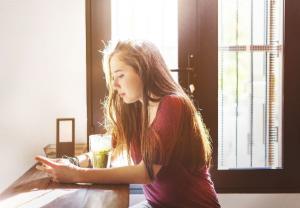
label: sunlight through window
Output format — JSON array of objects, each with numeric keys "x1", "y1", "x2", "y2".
[
  {"x1": 111, "y1": 0, "x2": 178, "y2": 82},
  {"x1": 218, "y1": 0, "x2": 283, "y2": 169}
]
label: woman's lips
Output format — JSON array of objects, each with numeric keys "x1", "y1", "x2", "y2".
[{"x1": 119, "y1": 93, "x2": 126, "y2": 97}]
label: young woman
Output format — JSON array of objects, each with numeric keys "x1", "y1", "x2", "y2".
[{"x1": 35, "y1": 40, "x2": 220, "y2": 208}]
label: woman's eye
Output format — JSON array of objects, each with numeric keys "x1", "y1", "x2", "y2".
[{"x1": 112, "y1": 74, "x2": 124, "y2": 81}]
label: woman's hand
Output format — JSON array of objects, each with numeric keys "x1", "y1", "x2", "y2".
[
  {"x1": 35, "y1": 156, "x2": 80, "y2": 183},
  {"x1": 51, "y1": 158, "x2": 72, "y2": 165}
]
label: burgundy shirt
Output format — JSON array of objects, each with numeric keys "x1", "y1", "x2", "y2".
[{"x1": 131, "y1": 95, "x2": 220, "y2": 208}]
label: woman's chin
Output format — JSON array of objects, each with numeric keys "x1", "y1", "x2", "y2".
[
  {"x1": 122, "y1": 97, "x2": 138, "y2": 104},
  {"x1": 122, "y1": 97, "x2": 130, "y2": 104}
]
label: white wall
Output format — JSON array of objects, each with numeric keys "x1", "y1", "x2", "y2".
[{"x1": 0, "y1": 0, "x2": 86, "y2": 192}]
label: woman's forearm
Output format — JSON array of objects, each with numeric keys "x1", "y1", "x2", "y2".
[{"x1": 76, "y1": 163, "x2": 151, "y2": 184}]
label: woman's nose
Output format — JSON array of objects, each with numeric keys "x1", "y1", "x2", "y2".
[{"x1": 113, "y1": 79, "x2": 120, "y2": 90}]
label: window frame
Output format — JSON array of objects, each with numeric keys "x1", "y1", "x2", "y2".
[
  {"x1": 85, "y1": 0, "x2": 111, "y2": 150},
  {"x1": 196, "y1": 0, "x2": 300, "y2": 193}
]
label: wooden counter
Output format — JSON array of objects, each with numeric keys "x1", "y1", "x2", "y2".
[{"x1": 0, "y1": 166, "x2": 129, "y2": 208}]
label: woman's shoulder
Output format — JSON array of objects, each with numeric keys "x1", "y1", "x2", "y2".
[
  {"x1": 159, "y1": 94, "x2": 185, "y2": 108},
  {"x1": 151, "y1": 94, "x2": 185, "y2": 130},
  {"x1": 154, "y1": 94, "x2": 186, "y2": 118}
]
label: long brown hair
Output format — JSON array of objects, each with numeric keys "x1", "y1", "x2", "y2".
[{"x1": 102, "y1": 40, "x2": 212, "y2": 179}]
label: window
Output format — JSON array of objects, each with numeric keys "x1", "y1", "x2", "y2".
[
  {"x1": 218, "y1": 0, "x2": 283, "y2": 169},
  {"x1": 209, "y1": 0, "x2": 300, "y2": 192},
  {"x1": 111, "y1": 0, "x2": 178, "y2": 81}
]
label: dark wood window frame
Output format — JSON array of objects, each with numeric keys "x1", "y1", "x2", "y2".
[
  {"x1": 195, "y1": 0, "x2": 300, "y2": 193},
  {"x1": 85, "y1": 0, "x2": 300, "y2": 192},
  {"x1": 86, "y1": 0, "x2": 111, "y2": 151}
]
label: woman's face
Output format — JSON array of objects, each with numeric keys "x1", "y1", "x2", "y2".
[{"x1": 110, "y1": 54, "x2": 143, "y2": 103}]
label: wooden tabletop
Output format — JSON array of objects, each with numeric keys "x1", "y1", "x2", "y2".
[{"x1": 0, "y1": 166, "x2": 129, "y2": 208}]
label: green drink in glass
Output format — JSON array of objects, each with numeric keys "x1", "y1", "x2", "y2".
[
  {"x1": 89, "y1": 134, "x2": 112, "y2": 168},
  {"x1": 93, "y1": 149, "x2": 110, "y2": 168}
]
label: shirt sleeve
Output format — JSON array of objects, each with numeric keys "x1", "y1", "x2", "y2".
[{"x1": 150, "y1": 95, "x2": 184, "y2": 165}]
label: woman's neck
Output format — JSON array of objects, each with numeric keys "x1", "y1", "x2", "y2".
[
  {"x1": 148, "y1": 100, "x2": 160, "y2": 126},
  {"x1": 138, "y1": 94, "x2": 161, "y2": 125}
]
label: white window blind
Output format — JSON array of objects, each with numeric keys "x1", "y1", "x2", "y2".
[{"x1": 218, "y1": 0, "x2": 283, "y2": 169}]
